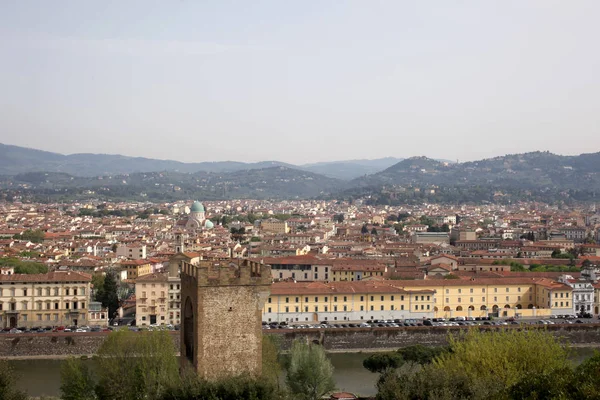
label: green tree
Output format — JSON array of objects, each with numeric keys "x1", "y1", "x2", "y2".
[
  {"x1": 376, "y1": 329, "x2": 571, "y2": 400},
  {"x1": 0, "y1": 359, "x2": 27, "y2": 400},
  {"x1": 570, "y1": 350, "x2": 600, "y2": 399},
  {"x1": 99, "y1": 269, "x2": 119, "y2": 319},
  {"x1": 13, "y1": 229, "x2": 45, "y2": 243},
  {"x1": 60, "y1": 357, "x2": 96, "y2": 400},
  {"x1": 333, "y1": 214, "x2": 344, "y2": 223},
  {"x1": 361, "y1": 225, "x2": 369, "y2": 234},
  {"x1": 434, "y1": 329, "x2": 569, "y2": 388},
  {"x1": 95, "y1": 330, "x2": 179, "y2": 400},
  {"x1": 397, "y1": 213, "x2": 410, "y2": 222},
  {"x1": 262, "y1": 335, "x2": 283, "y2": 389},
  {"x1": 247, "y1": 213, "x2": 258, "y2": 224},
  {"x1": 161, "y1": 374, "x2": 279, "y2": 400},
  {"x1": 371, "y1": 227, "x2": 378, "y2": 235},
  {"x1": 12, "y1": 261, "x2": 48, "y2": 274},
  {"x1": 285, "y1": 341, "x2": 335, "y2": 400},
  {"x1": 91, "y1": 274, "x2": 105, "y2": 302},
  {"x1": 363, "y1": 353, "x2": 404, "y2": 373},
  {"x1": 509, "y1": 367, "x2": 574, "y2": 400}
]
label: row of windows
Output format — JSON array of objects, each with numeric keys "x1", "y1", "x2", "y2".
[
  {"x1": 140, "y1": 315, "x2": 166, "y2": 321},
  {"x1": 140, "y1": 283, "x2": 166, "y2": 288},
  {"x1": 0, "y1": 287, "x2": 86, "y2": 297},
  {"x1": 0, "y1": 313, "x2": 87, "y2": 322},
  {"x1": 268, "y1": 295, "x2": 431, "y2": 303},
  {"x1": 141, "y1": 291, "x2": 166, "y2": 298},
  {"x1": 444, "y1": 287, "x2": 531, "y2": 294},
  {"x1": 266, "y1": 304, "x2": 433, "y2": 313},
  {"x1": 445, "y1": 296, "x2": 533, "y2": 303},
  {"x1": 0, "y1": 301, "x2": 85, "y2": 311},
  {"x1": 554, "y1": 302, "x2": 570, "y2": 308},
  {"x1": 278, "y1": 273, "x2": 329, "y2": 280}
]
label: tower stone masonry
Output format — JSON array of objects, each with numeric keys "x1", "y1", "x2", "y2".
[{"x1": 179, "y1": 257, "x2": 271, "y2": 380}]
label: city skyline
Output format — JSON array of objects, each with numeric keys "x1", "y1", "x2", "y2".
[{"x1": 1, "y1": 2, "x2": 599, "y2": 164}]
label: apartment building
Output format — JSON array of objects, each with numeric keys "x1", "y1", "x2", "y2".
[
  {"x1": 0, "y1": 271, "x2": 92, "y2": 328},
  {"x1": 120, "y1": 260, "x2": 152, "y2": 280},
  {"x1": 265, "y1": 256, "x2": 333, "y2": 281},
  {"x1": 331, "y1": 263, "x2": 387, "y2": 281},
  {"x1": 558, "y1": 227, "x2": 587, "y2": 243},
  {"x1": 260, "y1": 219, "x2": 290, "y2": 234},
  {"x1": 136, "y1": 261, "x2": 181, "y2": 326},
  {"x1": 116, "y1": 243, "x2": 147, "y2": 260},
  {"x1": 135, "y1": 273, "x2": 168, "y2": 326}
]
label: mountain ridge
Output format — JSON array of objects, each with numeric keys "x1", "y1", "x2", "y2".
[{"x1": 0, "y1": 143, "x2": 405, "y2": 179}]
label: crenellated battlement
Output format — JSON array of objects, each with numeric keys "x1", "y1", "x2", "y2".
[{"x1": 181, "y1": 258, "x2": 272, "y2": 287}]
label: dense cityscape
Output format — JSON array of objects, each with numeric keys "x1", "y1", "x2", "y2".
[
  {"x1": 2, "y1": 198, "x2": 600, "y2": 331},
  {"x1": 3, "y1": 1, "x2": 600, "y2": 399}
]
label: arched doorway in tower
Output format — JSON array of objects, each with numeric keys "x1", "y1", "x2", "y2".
[
  {"x1": 9, "y1": 316, "x2": 16, "y2": 328},
  {"x1": 183, "y1": 297, "x2": 194, "y2": 365}
]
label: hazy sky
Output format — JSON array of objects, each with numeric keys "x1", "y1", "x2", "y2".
[{"x1": 1, "y1": 1, "x2": 599, "y2": 164}]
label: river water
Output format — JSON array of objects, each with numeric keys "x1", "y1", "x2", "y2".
[{"x1": 8, "y1": 348, "x2": 598, "y2": 398}]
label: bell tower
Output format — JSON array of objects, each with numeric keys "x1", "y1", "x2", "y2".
[
  {"x1": 175, "y1": 233, "x2": 185, "y2": 254},
  {"x1": 179, "y1": 258, "x2": 271, "y2": 380}
]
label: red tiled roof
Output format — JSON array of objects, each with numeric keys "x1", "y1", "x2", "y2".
[
  {"x1": 0, "y1": 271, "x2": 91, "y2": 283},
  {"x1": 136, "y1": 273, "x2": 168, "y2": 282}
]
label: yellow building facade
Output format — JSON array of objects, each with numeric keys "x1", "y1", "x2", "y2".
[
  {"x1": 0, "y1": 271, "x2": 92, "y2": 328},
  {"x1": 262, "y1": 277, "x2": 573, "y2": 322},
  {"x1": 331, "y1": 265, "x2": 386, "y2": 282},
  {"x1": 121, "y1": 260, "x2": 152, "y2": 280}
]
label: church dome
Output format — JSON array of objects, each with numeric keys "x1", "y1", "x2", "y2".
[
  {"x1": 204, "y1": 220, "x2": 214, "y2": 229},
  {"x1": 190, "y1": 201, "x2": 204, "y2": 212}
]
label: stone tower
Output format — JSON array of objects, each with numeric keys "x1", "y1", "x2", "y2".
[{"x1": 179, "y1": 258, "x2": 271, "y2": 380}]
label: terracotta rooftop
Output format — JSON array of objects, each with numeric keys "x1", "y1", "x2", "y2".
[
  {"x1": 0, "y1": 271, "x2": 92, "y2": 283},
  {"x1": 136, "y1": 273, "x2": 168, "y2": 282}
]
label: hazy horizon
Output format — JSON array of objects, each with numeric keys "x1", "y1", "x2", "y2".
[
  {"x1": 3, "y1": 141, "x2": 596, "y2": 166},
  {"x1": 1, "y1": 1, "x2": 599, "y2": 164}
]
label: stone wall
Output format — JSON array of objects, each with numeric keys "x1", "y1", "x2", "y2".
[
  {"x1": 267, "y1": 324, "x2": 600, "y2": 351},
  {"x1": 2, "y1": 325, "x2": 600, "y2": 358},
  {"x1": 0, "y1": 332, "x2": 180, "y2": 358}
]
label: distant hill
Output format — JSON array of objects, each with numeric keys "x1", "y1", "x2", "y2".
[
  {"x1": 4, "y1": 143, "x2": 600, "y2": 203},
  {"x1": 351, "y1": 151, "x2": 600, "y2": 192},
  {"x1": 0, "y1": 143, "x2": 295, "y2": 176},
  {"x1": 300, "y1": 157, "x2": 404, "y2": 179},
  {"x1": 0, "y1": 166, "x2": 348, "y2": 201},
  {"x1": 0, "y1": 143, "x2": 400, "y2": 179}
]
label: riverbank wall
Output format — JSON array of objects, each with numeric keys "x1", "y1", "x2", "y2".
[{"x1": 3, "y1": 325, "x2": 600, "y2": 359}]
